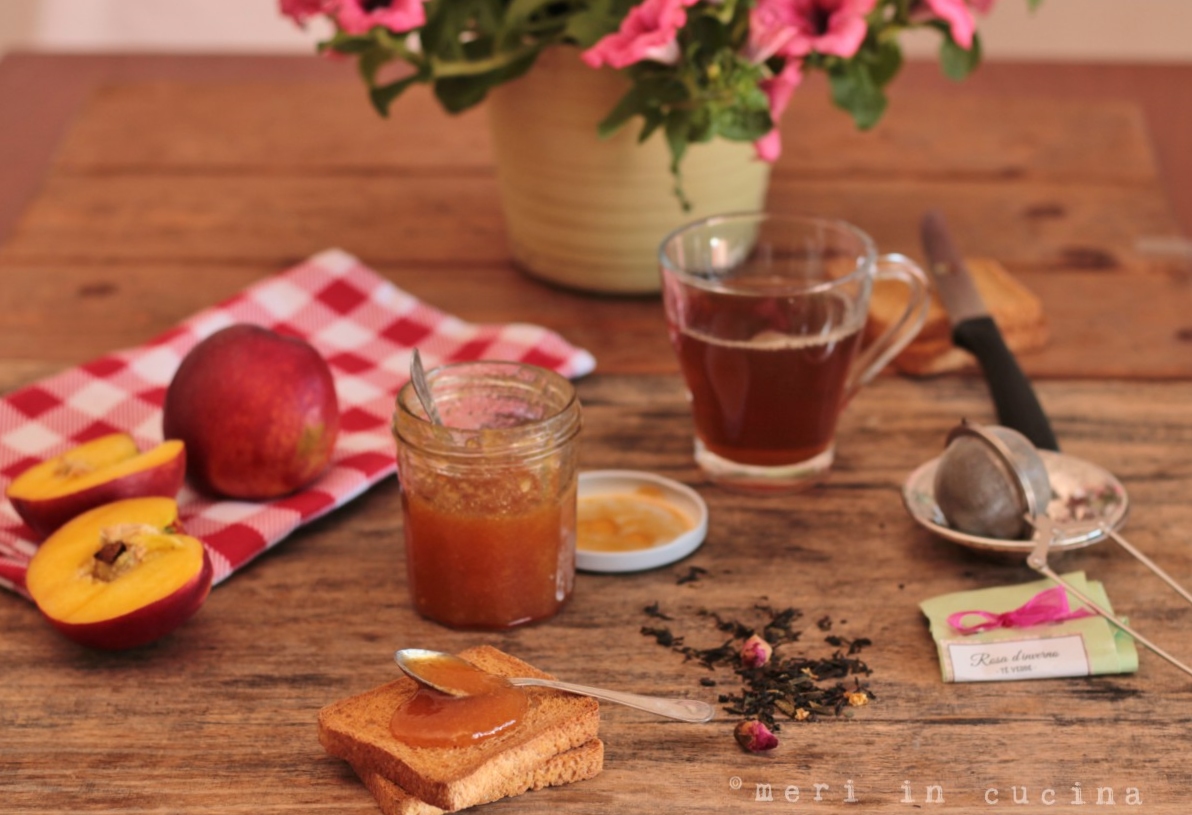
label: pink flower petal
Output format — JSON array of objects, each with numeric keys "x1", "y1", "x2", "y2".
[
  {"x1": 334, "y1": 0, "x2": 428, "y2": 36},
  {"x1": 922, "y1": 0, "x2": 976, "y2": 49},
  {"x1": 280, "y1": 0, "x2": 335, "y2": 26},
  {"x1": 754, "y1": 59, "x2": 804, "y2": 163},
  {"x1": 582, "y1": 0, "x2": 700, "y2": 69},
  {"x1": 748, "y1": 0, "x2": 876, "y2": 62}
]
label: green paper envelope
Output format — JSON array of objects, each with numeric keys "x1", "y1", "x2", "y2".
[{"x1": 920, "y1": 572, "x2": 1138, "y2": 682}]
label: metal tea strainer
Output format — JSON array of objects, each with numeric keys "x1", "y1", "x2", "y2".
[
  {"x1": 903, "y1": 421, "x2": 1128, "y2": 555},
  {"x1": 905, "y1": 420, "x2": 1192, "y2": 679}
]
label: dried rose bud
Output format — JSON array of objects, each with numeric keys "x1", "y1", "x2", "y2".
[
  {"x1": 734, "y1": 719, "x2": 779, "y2": 753},
  {"x1": 739, "y1": 634, "x2": 773, "y2": 668}
]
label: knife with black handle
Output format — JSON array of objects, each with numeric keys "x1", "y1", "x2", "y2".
[{"x1": 920, "y1": 209, "x2": 1059, "y2": 451}]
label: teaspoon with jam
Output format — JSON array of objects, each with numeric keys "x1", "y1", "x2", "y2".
[{"x1": 394, "y1": 648, "x2": 715, "y2": 723}]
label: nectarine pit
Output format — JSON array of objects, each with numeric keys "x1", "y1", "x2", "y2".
[
  {"x1": 90, "y1": 523, "x2": 172, "y2": 582},
  {"x1": 94, "y1": 540, "x2": 126, "y2": 565}
]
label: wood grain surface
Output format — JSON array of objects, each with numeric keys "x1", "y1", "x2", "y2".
[
  {"x1": 2, "y1": 53, "x2": 1192, "y2": 815},
  {"x1": 4, "y1": 375, "x2": 1192, "y2": 814},
  {"x1": 1, "y1": 67, "x2": 1189, "y2": 380}
]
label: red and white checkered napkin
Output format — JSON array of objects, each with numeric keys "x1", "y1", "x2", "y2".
[{"x1": 0, "y1": 249, "x2": 596, "y2": 598}]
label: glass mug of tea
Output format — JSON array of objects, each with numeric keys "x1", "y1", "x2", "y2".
[{"x1": 659, "y1": 212, "x2": 929, "y2": 493}]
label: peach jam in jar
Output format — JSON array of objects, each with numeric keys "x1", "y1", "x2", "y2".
[{"x1": 393, "y1": 361, "x2": 581, "y2": 629}]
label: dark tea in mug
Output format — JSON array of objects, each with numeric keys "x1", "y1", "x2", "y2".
[
  {"x1": 659, "y1": 213, "x2": 929, "y2": 492},
  {"x1": 672, "y1": 316, "x2": 863, "y2": 469}
]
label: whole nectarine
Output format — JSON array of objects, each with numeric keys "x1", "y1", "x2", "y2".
[
  {"x1": 25, "y1": 497, "x2": 213, "y2": 650},
  {"x1": 6, "y1": 433, "x2": 186, "y2": 540},
  {"x1": 162, "y1": 324, "x2": 340, "y2": 499}
]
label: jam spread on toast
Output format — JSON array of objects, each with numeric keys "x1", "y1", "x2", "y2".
[{"x1": 390, "y1": 655, "x2": 527, "y2": 748}]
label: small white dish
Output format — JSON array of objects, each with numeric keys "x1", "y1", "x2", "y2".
[{"x1": 576, "y1": 470, "x2": 708, "y2": 573}]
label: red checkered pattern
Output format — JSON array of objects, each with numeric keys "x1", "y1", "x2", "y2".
[{"x1": 0, "y1": 249, "x2": 596, "y2": 598}]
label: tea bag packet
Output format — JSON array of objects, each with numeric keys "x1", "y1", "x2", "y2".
[{"x1": 920, "y1": 573, "x2": 1138, "y2": 683}]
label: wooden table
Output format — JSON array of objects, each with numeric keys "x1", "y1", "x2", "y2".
[{"x1": 2, "y1": 53, "x2": 1192, "y2": 814}]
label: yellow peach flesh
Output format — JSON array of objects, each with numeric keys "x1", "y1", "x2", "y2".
[
  {"x1": 25, "y1": 497, "x2": 206, "y2": 625},
  {"x1": 6, "y1": 435, "x2": 183, "y2": 501}
]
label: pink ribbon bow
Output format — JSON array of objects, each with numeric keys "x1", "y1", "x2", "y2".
[{"x1": 947, "y1": 586, "x2": 1096, "y2": 635}]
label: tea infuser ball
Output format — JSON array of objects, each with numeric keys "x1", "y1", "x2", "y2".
[{"x1": 933, "y1": 421, "x2": 1053, "y2": 540}]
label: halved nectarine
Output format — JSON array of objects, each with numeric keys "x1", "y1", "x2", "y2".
[
  {"x1": 6, "y1": 433, "x2": 186, "y2": 540},
  {"x1": 25, "y1": 497, "x2": 213, "y2": 650}
]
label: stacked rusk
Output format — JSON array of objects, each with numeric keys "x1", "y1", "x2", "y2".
[
  {"x1": 866, "y1": 256, "x2": 1049, "y2": 376},
  {"x1": 318, "y1": 646, "x2": 603, "y2": 815}
]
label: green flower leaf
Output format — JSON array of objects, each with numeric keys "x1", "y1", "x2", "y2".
[
  {"x1": 828, "y1": 61, "x2": 888, "y2": 131},
  {"x1": 324, "y1": 33, "x2": 381, "y2": 56},
  {"x1": 563, "y1": 0, "x2": 626, "y2": 48},
  {"x1": 370, "y1": 71, "x2": 428, "y2": 116},
  {"x1": 714, "y1": 106, "x2": 772, "y2": 142},
  {"x1": 598, "y1": 71, "x2": 689, "y2": 138},
  {"x1": 664, "y1": 111, "x2": 693, "y2": 211},
  {"x1": 432, "y1": 51, "x2": 538, "y2": 113},
  {"x1": 298, "y1": 0, "x2": 1027, "y2": 204},
  {"x1": 598, "y1": 85, "x2": 648, "y2": 138},
  {"x1": 940, "y1": 31, "x2": 982, "y2": 81},
  {"x1": 869, "y1": 38, "x2": 904, "y2": 87},
  {"x1": 637, "y1": 108, "x2": 666, "y2": 144}
]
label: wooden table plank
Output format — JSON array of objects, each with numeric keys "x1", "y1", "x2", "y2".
[
  {"x1": 16, "y1": 77, "x2": 1178, "y2": 282},
  {"x1": 893, "y1": 61, "x2": 1192, "y2": 242},
  {"x1": 0, "y1": 259, "x2": 671, "y2": 382},
  {"x1": 1, "y1": 171, "x2": 1176, "y2": 272},
  {"x1": 3, "y1": 53, "x2": 1192, "y2": 815},
  {"x1": 4, "y1": 55, "x2": 1192, "y2": 239},
  {"x1": 1, "y1": 260, "x2": 1190, "y2": 384},
  {"x1": 0, "y1": 53, "x2": 353, "y2": 250},
  {"x1": 47, "y1": 81, "x2": 1158, "y2": 187},
  {"x1": 2, "y1": 69, "x2": 1184, "y2": 385},
  {"x1": 3, "y1": 375, "x2": 1191, "y2": 813},
  {"x1": 52, "y1": 81, "x2": 490, "y2": 171},
  {"x1": 2, "y1": 171, "x2": 1185, "y2": 380}
]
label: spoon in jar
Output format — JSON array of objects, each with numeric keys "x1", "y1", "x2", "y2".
[
  {"x1": 394, "y1": 648, "x2": 715, "y2": 723},
  {"x1": 409, "y1": 349, "x2": 443, "y2": 426}
]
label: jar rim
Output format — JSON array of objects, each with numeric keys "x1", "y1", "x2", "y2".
[{"x1": 393, "y1": 360, "x2": 580, "y2": 458}]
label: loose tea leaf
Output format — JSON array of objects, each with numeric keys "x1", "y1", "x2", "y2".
[
  {"x1": 826, "y1": 634, "x2": 873, "y2": 655},
  {"x1": 642, "y1": 602, "x2": 875, "y2": 733},
  {"x1": 643, "y1": 601, "x2": 673, "y2": 621},
  {"x1": 640, "y1": 625, "x2": 681, "y2": 648}
]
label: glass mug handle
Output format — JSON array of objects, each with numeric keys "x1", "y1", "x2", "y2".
[{"x1": 845, "y1": 252, "x2": 931, "y2": 398}]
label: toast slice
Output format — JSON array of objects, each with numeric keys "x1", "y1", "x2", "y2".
[
  {"x1": 352, "y1": 738, "x2": 605, "y2": 815},
  {"x1": 866, "y1": 256, "x2": 1048, "y2": 376},
  {"x1": 318, "y1": 645, "x2": 601, "y2": 812}
]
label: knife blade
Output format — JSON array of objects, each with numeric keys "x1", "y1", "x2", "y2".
[{"x1": 920, "y1": 209, "x2": 1059, "y2": 451}]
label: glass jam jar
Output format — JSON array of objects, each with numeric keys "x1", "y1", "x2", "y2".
[{"x1": 393, "y1": 361, "x2": 581, "y2": 629}]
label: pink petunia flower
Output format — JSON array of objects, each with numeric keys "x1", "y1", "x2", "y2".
[
  {"x1": 920, "y1": 0, "x2": 977, "y2": 49},
  {"x1": 280, "y1": 0, "x2": 336, "y2": 26},
  {"x1": 754, "y1": 59, "x2": 804, "y2": 162},
  {"x1": 747, "y1": 0, "x2": 877, "y2": 63},
  {"x1": 581, "y1": 0, "x2": 701, "y2": 70},
  {"x1": 334, "y1": 0, "x2": 429, "y2": 36}
]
